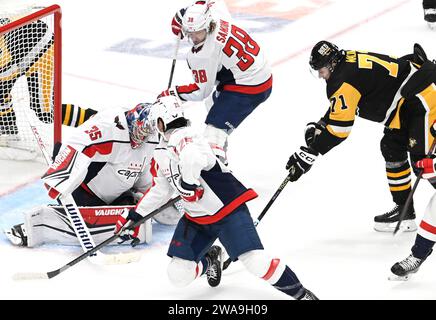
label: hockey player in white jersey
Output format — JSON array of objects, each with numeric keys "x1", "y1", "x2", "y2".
[
  {"x1": 390, "y1": 154, "x2": 436, "y2": 280},
  {"x1": 159, "y1": 0, "x2": 272, "y2": 163},
  {"x1": 115, "y1": 96, "x2": 317, "y2": 300},
  {"x1": 4, "y1": 103, "x2": 180, "y2": 247}
]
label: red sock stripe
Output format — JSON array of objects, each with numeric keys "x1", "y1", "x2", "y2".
[
  {"x1": 261, "y1": 258, "x2": 280, "y2": 281},
  {"x1": 420, "y1": 220, "x2": 436, "y2": 235}
]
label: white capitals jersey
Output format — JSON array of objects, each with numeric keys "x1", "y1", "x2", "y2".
[
  {"x1": 135, "y1": 126, "x2": 257, "y2": 224},
  {"x1": 176, "y1": 1, "x2": 272, "y2": 101},
  {"x1": 45, "y1": 108, "x2": 158, "y2": 204}
]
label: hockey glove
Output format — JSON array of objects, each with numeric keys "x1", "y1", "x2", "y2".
[
  {"x1": 415, "y1": 158, "x2": 436, "y2": 180},
  {"x1": 286, "y1": 146, "x2": 318, "y2": 182},
  {"x1": 114, "y1": 208, "x2": 143, "y2": 247},
  {"x1": 171, "y1": 8, "x2": 186, "y2": 39},
  {"x1": 157, "y1": 87, "x2": 179, "y2": 100},
  {"x1": 179, "y1": 179, "x2": 204, "y2": 202},
  {"x1": 304, "y1": 121, "x2": 325, "y2": 147}
]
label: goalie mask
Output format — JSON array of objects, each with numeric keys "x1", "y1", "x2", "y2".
[
  {"x1": 126, "y1": 103, "x2": 153, "y2": 149},
  {"x1": 309, "y1": 40, "x2": 345, "y2": 73},
  {"x1": 151, "y1": 96, "x2": 188, "y2": 141}
]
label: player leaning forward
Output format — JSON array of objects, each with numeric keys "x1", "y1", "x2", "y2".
[
  {"x1": 160, "y1": 0, "x2": 272, "y2": 163},
  {"x1": 286, "y1": 41, "x2": 436, "y2": 232},
  {"x1": 4, "y1": 103, "x2": 179, "y2": 247},
  {"x1": 115, "y1": 96, "x2": 317, "y2": 300}
]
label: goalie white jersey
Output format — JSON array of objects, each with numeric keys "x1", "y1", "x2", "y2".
[
  {"x1": 136, "y1": 126, "x2": 257, "y2": 224},
  {"x1": 176, "y1": 2, "x2": 272, "y2": 101},
  {"x1": 43, "y1": 108, "x2": 158, "y2": 204}
]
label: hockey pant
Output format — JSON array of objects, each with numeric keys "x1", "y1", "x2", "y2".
[{"x1": 381, "y1": 83, "x2": 436, "y2": 205}]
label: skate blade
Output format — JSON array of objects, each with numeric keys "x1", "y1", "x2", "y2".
[{"x1": 388, "y1": 273, "x2": 411, "y2": 281}]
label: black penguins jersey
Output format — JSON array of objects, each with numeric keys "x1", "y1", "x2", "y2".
[
  {"x1": 0, "y1": 20, "x2": 53, "y2": 77},
  {"x1": 312, "y1": 50, "x2": 415, "y2": 154}
]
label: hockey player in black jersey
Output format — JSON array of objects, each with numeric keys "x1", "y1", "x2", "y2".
[{"x1": 286, "y1": 40, "x2": 436, "y2": 232}]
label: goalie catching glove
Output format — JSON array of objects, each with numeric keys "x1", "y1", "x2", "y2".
[
  {"x1": 286, "y1": 146, "x2": 318, "y2": 182},
  {"x1": 114, "y1": 208, "x2": 143, "y2": 247}
]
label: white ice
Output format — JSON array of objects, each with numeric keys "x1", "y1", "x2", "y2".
[{"x1": 1, "y1": 0, "x2": 436, "y2": 300}]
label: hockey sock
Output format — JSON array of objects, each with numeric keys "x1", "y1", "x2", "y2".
[
  {"x1": 199, "y1": 256, "x2": 208, "y2": 276},
  {"x1": 412, "y1": 234, "x2": 434, "y2": 259},
  {"x1": 386, "y1": 161, "x2": 412, "y2": 204},
  {"x1": 272, "y1": 266, "x2": 305, "y2": 299}
]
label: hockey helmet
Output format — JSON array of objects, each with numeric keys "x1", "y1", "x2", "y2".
[
  {"x1": 309, "y1": 40, "x2": 344, "y2": 72},
  {"x1": 182, "y1": 2, "x2": 213, "y2": 35},
  {"x1": 151, "y1": 96, "x2": 187, "y2": 139},
  {"x1": 126, "y1": 103, "x2": 153, "y2": 149}
]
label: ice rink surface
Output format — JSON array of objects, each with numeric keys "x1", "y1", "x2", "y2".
[{"x1": 1, "y1": 0, "x2": 436, "y2": 300}]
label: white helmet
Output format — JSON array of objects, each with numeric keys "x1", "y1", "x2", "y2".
[
  {"x1": 151, "y1": 96, "x2": 186, "y2": 138},
  {"x1": 182, "y1": 2, "x2": 213, "y2": 34}
]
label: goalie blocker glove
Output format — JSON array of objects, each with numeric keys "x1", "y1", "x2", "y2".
[
  {"x1": 114, "y1": 208, "x2": 143, "y2": 247},
  {"x1": 286, "y1": 146, "x2": 318, "y2": 182}
]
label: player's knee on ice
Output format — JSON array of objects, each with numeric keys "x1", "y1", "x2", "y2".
[{"x1": 167, "y1": 257, "x2": 198, "y2": 287}]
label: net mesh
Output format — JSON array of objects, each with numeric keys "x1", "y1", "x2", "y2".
[{"x1": 0, "y1": 6, "x2": 57, "y2": 161}]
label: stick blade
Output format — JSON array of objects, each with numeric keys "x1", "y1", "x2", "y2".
[
  {"x1": 12, "y1": 272, "x2": 49, "y2": 281},
  {"x1": 102, "y1": 252, "x2": 141, "y2": 265}
]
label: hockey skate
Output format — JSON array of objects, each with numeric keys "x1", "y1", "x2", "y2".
[
  {"x1": 297, "y1": 288, "x2": 319, "y2": 300},
  {"x1": 388, "y1": 254, "x2": 424, "y2": 281},
  {"x1": 373, "y1": 204, "x2": 417, "y2": 232},
  {"x1": 424, "y1": 8, "x2": 436, "y2": 29},
  {"x1": 205, "y1": 245, "x2": 223, "y2": 287},
  {"x1": 4, "y1": 223, "x2": 28, "y2": 246}
]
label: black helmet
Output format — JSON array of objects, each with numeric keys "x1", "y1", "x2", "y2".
[{"x1": 309, "y1": 40, "x2": 344, "y2": 72}]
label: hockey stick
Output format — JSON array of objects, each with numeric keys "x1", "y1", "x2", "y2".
[
  {"x1": 12, "y1": 196, "x2": 182, "y2": 280},
  {"x1": 222, "y1": 173, "x2": 293, "y2": 270},
  {"x1": 167, "y1": 37, "x2": 181, "y2": 89},
  {"x1": 394, "y1": 131, "x2": 436, "y2": 235}
]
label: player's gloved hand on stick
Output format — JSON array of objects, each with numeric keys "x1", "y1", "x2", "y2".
[
  {"x1": 304, "y1": 121, "x2": 325, "y2": 147},
  {"x1": 286, "y1": 146, "x2": 318, "y2": 182},
  {"x1": 179, "y1": 179, "x2": 204, "y2": 202},
  {"x1": 171, "y1": 8, "x2": 186, "y2": 39},
  {"x1": 157, "y1": 87, "x2": 179, "y2": 100},
  {"x1": 415, "y1": 157, "x2": 436, "y2": 180},
  {"x1": 114, "y1": 208, "x2": 143, "y2": 247}
]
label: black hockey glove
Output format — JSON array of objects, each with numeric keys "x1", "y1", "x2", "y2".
[
  {"x1": 304, "y1": 121, "x2": 325, "y2": 147},
  {"x1": 286, "y1": 146, "x2": 318, "y2": 182},
  {"x1": 114, "y1": 208, "x2": 143, "y2": 247}
]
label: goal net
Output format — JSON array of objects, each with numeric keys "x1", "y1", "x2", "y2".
[{"x1": 0, "y1": 4, "x2": 61, "y2": 162}]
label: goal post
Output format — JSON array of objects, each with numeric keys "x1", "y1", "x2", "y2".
[{"x1": 0, "y1": 4, "x2": 61, "y2": 161}]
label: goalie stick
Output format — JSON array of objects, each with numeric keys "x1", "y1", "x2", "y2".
[
  {"x1": 223, "y1": 173, "x2": 293, "y2": 270},
  {"x1": 12, "y1": 196, "x2": 182, "y2": 280}
]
